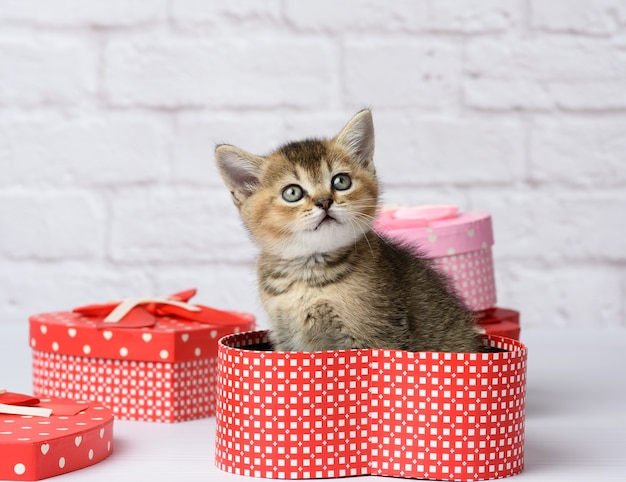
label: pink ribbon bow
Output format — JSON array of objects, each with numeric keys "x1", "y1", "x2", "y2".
[
  {"x1": 376, "y1": 205, "x2": 459, "y2": 230},
  {"x1": 73, "y1": 288, "x2": 248, "y2": 329}
]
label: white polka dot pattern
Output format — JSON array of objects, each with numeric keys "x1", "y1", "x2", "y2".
[
  {"x1": 29, "y1": 308, "x2": 255, "y2": 422},
  {"x1": 32, "y1": 350, "x2": 219, "y2": 422},
  {"x1": 29, "y1": 310, "x2": 255, "y2": 363},
  {"x1": 0, "y1": 402, "x2": 113, "y2": 480},
  {"x1": 215, "y1": 331, "x2": 526, "y2": 481},
  {"x1": 376, "y1": 208, "x2": 497, "y2": 312},
  {"x1": 432, "y1": 248, "x2": 496, "y2": 312}
]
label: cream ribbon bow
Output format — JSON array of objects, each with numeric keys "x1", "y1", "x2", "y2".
[{"x1": 103, "y1": 297, "x2": 201, "y2": 323}]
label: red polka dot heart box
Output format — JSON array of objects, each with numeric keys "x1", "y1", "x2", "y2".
[
  {"x1": 216, "y1": 331, "x2": 527, "y2": 482},
  {"x1": 0, "y1": 391, "x2": 113, "y2": 481},
  {"x1": 375, "y1": 205, "x2": 496, "y2": 312},
  {"x1": 29, "y1": 289, "x2": 255, "y2": 423}
]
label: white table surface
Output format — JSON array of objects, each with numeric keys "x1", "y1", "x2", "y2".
[{"x1": 2, "y1": 324, "x2": 626, "y2": 482}]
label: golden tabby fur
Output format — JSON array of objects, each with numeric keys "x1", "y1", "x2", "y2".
[{"x1": 215, "y1": 110, "x2": 482, "y2": 352}]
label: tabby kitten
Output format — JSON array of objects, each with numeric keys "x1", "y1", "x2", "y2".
[{"x1": 215, "y1": 110, "x2": 483, "y2": 353}]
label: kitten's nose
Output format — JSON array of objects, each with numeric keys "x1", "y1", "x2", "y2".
[{"x1": 315, "y1": 198, "x2": 333, "y2": 211}]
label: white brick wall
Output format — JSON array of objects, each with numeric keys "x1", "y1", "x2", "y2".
[{"x1": 1, "y1": 0, "x2": 625, "y2": 331}]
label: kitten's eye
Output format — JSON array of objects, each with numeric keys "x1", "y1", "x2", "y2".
[
  {"x1": 282, "y1": 184, "x2": 304, "y2": 202},
  {"x1": 332, "y1": 174, "x2": 352, "y2": 191}
]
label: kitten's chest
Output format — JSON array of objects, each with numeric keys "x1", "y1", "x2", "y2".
[
  {"x1": 262, "y1": 274, "x2": 361, "y2": 350},
  {"x1": 261, "y1": 279, "x2": 320, "y2": 320},
  {"x1": 258, "y1": 256, "x2": 364, "y2": 322},
  {"x1": 260, "y1": 267, "x2": 345, "y2": 310}
]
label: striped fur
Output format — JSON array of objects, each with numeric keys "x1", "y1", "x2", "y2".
[{"x1": 215, "y1": 110, "x2": 482, "y2": 352}]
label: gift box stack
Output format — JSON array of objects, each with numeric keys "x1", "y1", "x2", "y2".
[
  {"x1": 374, "y1": 205, "x2": 521, "y2": 340},
  {"x1": 20, "y1": 205, "x2": 526, "y2": 481},
  {"x1": 12, "y1": 288, "x2": 254, "y2": 479}
]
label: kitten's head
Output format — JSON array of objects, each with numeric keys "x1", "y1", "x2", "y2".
[{"x1": 215, "y1": 110, "x2": 379, "y2": 259}]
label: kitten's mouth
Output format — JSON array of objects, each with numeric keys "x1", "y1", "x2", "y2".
[{"x1": 314, "y1": 214, "x2": 337, "y2": 230}]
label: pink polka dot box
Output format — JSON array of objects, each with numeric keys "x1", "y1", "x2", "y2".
[
  {"x1": 28, "y1": 289, "x2": 255, "y2": 423},
  {"x1": 375, "y1": 205, "x2": 496, "y2": 312},
  {"x1": 216, "y1": 330, "x2": 527, "y2": 481}
]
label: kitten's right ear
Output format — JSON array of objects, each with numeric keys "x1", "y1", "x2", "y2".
[
  {"x1": 215, "y1": 144, "x2": 265, "y2": 207},
  {"x1": 334, "y1": 109, "x2": 375, "y2": 171}
]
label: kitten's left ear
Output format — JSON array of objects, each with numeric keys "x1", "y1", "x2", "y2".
[
  {"x1": 334, "y1": 109, "x2": 375, "y2": 171},
  {"x1": 215, "y1": 144, "x2": 265, "y2": 207}
]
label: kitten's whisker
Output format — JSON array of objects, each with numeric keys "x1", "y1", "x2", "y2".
[
  {"x1": 345, "y1": 214, "x2": 375, "y2": 256},
  {"x1": 361, "y1": 226, "x2": 374, "y2": 255},
  {"x1": 349, "y1": 211, "x2": 402, "y2": 255}
]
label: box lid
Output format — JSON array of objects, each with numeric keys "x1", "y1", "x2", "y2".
[
  {"x1": 0, "y1": 395, "x2": 113, "y2": 481},
  {"x1": 375, "y1": 205, "x2": 493, "y2": 257},
  {"x1": 28, "y1": 289, "x2": 256, "y2": 363}
]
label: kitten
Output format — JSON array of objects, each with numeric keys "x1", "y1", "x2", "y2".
[{"x1": 215, "y1": 110, "x2": 483, "y2": 353}]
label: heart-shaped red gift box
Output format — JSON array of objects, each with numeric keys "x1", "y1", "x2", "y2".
[
  {"x1": 215, "y1": 330, "x2": 527, "y2": 481},
  {"x1": 0, "y1": 393, "x2": 113, "y2": 480}
]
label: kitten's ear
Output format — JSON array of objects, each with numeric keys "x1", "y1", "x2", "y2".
[
  {"x1": 334, "y1": 109, "x2": 375, "y2": 170},
  {"x1": 215, "y1": 144, "x2": 265, "y2": 207}
]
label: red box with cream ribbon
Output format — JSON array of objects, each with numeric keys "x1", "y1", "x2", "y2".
[
  {"x1": 215, "y1": 330, "x2": 527, "y2": 481},
  {"x1": 29, "y1": 289, "x2": 255, "y2": 423},
  {"x1": 0, "y1": 391, "x2": 113, "y2": 480},
  {"x1": 375, "y1": 205, "x2": 496, "y2": 312}
]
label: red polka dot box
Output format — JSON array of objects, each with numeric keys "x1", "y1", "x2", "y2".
[
  {"x1": 375, "y1": 206, "x2": 496, "y2": 312},
  {"x1": 0, "y1": 391, "x2": 113, "y2": 480},
  {"x1": 476, "y1": 308, "x2": 521, "y2": 341},
  {"x1": 29, "y1": 289, "x2": 255, "y2": 423},
  {"x1": 216, "y1": 331, "x2": 527, "y2": 482}
]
